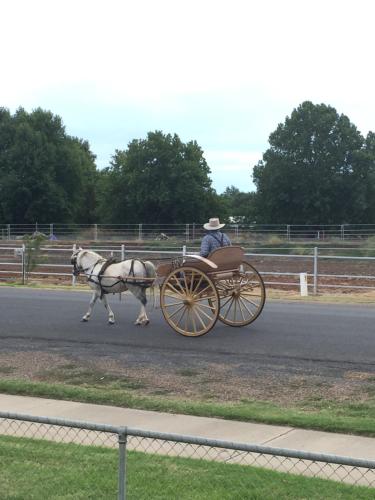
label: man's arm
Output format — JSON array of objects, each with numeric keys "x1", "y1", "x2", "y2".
[{"x1": 200, "y1": 235, "x2": 211, "y2": 257}]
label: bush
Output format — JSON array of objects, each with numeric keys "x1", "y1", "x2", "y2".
[{"x1": 23, "y1": 233, "x2": 47, "y2": 282}]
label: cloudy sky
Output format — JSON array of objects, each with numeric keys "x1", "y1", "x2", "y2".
[{"x1": 1, "y1": 0, "x2": 375, "y2": 192}]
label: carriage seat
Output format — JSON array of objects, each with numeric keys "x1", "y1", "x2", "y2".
[
  {"x1": 206, "y1": 246, "x2": 244, "y2": 271},
  {"x1": 184, "y1": 246, "x2": 244, "y2": 275},
  {"x1": 156, "y1": 246, "x2": 245, "y2": 279}
]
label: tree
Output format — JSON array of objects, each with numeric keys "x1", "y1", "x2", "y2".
[
  {"x1": 97, "y1": 131, "x2": 221, "y2": 224},
  {"x1": 253, "y1": 101, "x2": 375, "y2": 224},
  {"x1": 220, "y1": 186, "x2": 257, "y2": 223},
  {"x1": 0, "y1": 107, "x2": 97, "y2": 224}
]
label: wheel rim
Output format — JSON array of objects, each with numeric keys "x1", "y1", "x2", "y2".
[
  {"x1": 160, "y1": 267, "x2": 219, "y2": 336},
  {"x1": 213, "y1": 261, "x2": 265, "y2": 326}
]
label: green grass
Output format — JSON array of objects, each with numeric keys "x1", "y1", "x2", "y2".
[
  {"x1": 0, "y1": 435, "x2": 373, "y2": 499},
  {"x1": 1, "y1": 378, "x2": 375, "y2": 437}
]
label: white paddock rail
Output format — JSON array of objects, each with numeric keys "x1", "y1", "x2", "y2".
[{"x1": 1, "y1": 245, "x2": 375, "y2": 294}]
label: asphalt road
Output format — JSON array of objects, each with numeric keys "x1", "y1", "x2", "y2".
[{"x1": 1, "y1": 287, "x2": 375, "y2": 378}]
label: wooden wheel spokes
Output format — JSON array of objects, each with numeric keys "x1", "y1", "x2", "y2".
[
  {"x1": 160, "y1": 267, "x2": 219, "y2": 336},
  {"x1": 213, "y1": 261, "x2": 266, "y2": 327}
]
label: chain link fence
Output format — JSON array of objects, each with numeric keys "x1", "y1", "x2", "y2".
[{"x1": 1, "y1": 412, "x2": 374, "y2": 499}]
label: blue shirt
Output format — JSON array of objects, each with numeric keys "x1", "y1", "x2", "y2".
[{"x1": 200, "y1": 231, "x2": 231, "y2": 257}]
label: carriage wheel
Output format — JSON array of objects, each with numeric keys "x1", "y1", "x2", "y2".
[
  {"x1": 211, "y1": 261, "x2": 266, "y2": 327},
  {"x1": 160, "y1": 267, "x2": 219, "y2": 337}
]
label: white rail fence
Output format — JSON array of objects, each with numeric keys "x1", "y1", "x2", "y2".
[{"x1": 1, "y1": 244, "x2": 375, "y2": 294}]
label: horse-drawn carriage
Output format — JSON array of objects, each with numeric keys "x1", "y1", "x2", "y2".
[
  {"x1": 157, "y1": 246, "x2": 265, "y2": 336},
  {"x1": 71, "y1": 246, "x2": 265, "y2": 336}
]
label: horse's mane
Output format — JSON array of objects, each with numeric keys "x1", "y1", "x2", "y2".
[
  {"x1": 88, "y1": 250, "x2": 103, "y2": 259},
  {"x1": 80, "y1": 249, "x2": 103, "y2": 261}
]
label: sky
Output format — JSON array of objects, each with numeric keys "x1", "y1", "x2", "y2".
[{"x1": 1, "y1": 0, "x2": 375, "y2": 193}]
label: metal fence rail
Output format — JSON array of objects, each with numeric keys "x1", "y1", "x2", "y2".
[
  {"x1": 0, "y1": 412, "x2": 374, "y2": 499},
  {"x1": 3, "y1": 222, "x2": 375, "y2": 242}
]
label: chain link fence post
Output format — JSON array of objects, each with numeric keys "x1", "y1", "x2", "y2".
[{"x1": 118, "y1": 428, "x2": 127, "y2": 500}]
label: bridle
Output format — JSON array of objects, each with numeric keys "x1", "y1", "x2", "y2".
[
  {"x1": 71, "y1": 253, "x2": 83, "y2": 277},
  {"x1": 71, "y1": 251, "x2": 105, "y2": 278}
]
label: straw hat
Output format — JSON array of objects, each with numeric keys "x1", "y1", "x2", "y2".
[{"x1": 203, "y1": 218, "x2": 225, "y2": 231}]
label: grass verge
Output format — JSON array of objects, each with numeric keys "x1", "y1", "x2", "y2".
[
  {"x1": 0, "y1": 435, "x2": 373, "y2": 499},
  {"x1": 1, "y1": 379, "x2": 375, "y2": 437}
]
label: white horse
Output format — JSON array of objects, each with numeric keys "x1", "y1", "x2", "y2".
[{"x1": 71, "y1": 248, "x2": 156, "y2": 326}]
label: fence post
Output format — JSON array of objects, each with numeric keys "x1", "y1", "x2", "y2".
[
  {"x1": 286, "y1": 225, "x2": 290, "y2": 241},
  {"x1": 50, "y1": 223, "x2": 53, "y2": 238},
  {"x1": 182, "y1": 245, "x2": 186, "y2": 257},
  {"x1": 138, "y1": 224, "x2": 142, "y2": 241},
  {"x1": 72, "y1": 244, "x2": 76, "y2": 286},
  {"x1": 22, "y1": 244, "x2": 26, "y2": 285},
  {"x1": 7, "y1": 224, "x2": 10, "y2": 240},
  {"x1": 341, "y1": 224, "x2": 345, "y2": 241},
  {"x1": 313, "y1": 246, "x2": 318, "y2": 295},
  {"x1": 186, "y1": 224, "x2": 189, "y2": 243},
  {"x1": 299, "y1": 273, "x2": 308, "y2": 296},
  {"x1": 121, "y1": 244, "x2": 125, "y2": 261},
  {"x1": 118, "y1": 429, "x2": 127, "y2": 500},
  {"x1": 192, "y1": 223, "x2": 196, "y2": 241},
  {"x1": 93, "y1": 224, "x2": 98, "y2": 242}
]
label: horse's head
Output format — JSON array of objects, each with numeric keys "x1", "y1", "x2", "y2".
[
  {"x1": 71, "y1": 248, "x2": 103, "y2": 277},
  {"x1": 71, "y1": 247, "x2": 84, "y2": 276}
]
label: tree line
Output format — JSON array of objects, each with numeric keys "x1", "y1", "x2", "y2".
[{"x1": 1, "y1": 102, "x2": 374, "y2": 225}]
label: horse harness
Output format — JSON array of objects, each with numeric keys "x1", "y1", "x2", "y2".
[{"x1": 91, "y1": 257, "x2": 152, "y2": 299}]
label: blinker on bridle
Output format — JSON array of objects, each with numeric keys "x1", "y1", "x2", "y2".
[{"x1": 71, "y1": 255, "x2": 81, "y2": 277}]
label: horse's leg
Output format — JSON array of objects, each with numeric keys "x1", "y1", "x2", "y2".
[
  {"x1": 82, "y1": 289, "x2": 100, "y2": 322},
  {"x1": 131, "y1": 286, "x2": 150, "y2": 326},
  {"x1": 134, "y1": 302, "x2": 149, "y2": 326},
  {"x1": 102, "y1": 294, "x2": 115, "y2": 325},
  {"x1": 128, "y1": 285, "x2": 150, "y2": 326}
]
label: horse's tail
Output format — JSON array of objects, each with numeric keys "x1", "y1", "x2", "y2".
[
  {"x1": 143, "y1": 261, "x2": 157, "y2": 308},
  {"x1": 144, "y1": 260, "x2": 156, "y2": 281}
]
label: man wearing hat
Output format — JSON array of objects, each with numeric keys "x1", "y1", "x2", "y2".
[{"x1": 200, "y1": 218, "x2": 231, "y2": 257}]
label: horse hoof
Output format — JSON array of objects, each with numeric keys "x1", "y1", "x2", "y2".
[
  {"x1": 108, "y1": 320, "x2": 115, "y2": 325},
  {"x1": 81, "y1": 318, "x2": 88, "y2": 322},
  {"x1": 142, "y1": 320, "x2": 150, "y2": 326}
]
